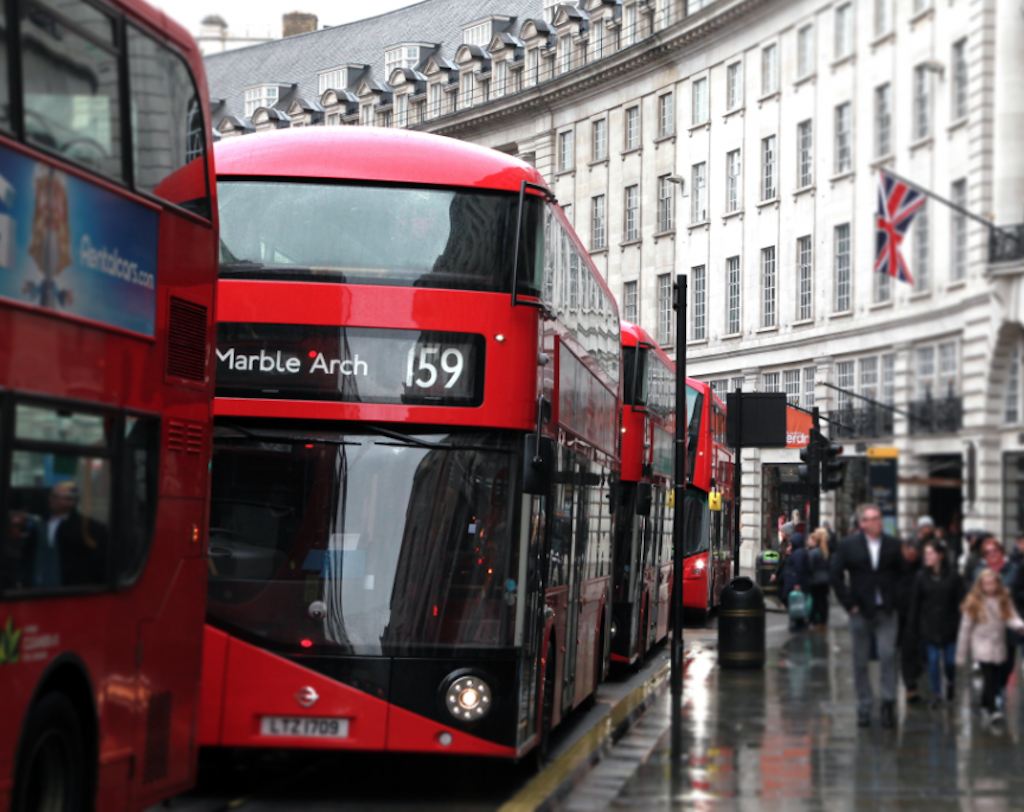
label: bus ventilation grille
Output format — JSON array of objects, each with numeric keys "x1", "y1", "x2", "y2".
[
  {"x1": 167, "y1": 297, "x2": 208, "y2": 381},
  {"x1": 616, "y1": 408, "x2": 623, "y2": 458},
  {"x1": 168, "y1": 420, "x2": 204, "y2": 454},
  {"x1": 142, "y1": 691, "x2": 173, "y2": 784}
]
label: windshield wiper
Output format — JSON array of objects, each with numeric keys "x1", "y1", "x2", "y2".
[
  {"x1": 215, "y1": 422, "x2": 359, "y2": 446},
  {"x1": 366, "y1": 424, "x2": 452, "y2": 450}
]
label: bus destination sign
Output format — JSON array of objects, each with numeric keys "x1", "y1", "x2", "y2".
[{"x1": 216, "y1": 323, "x2": 485, "y2": 406}]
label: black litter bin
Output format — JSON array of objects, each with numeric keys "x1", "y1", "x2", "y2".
[
  {"x1": 718, "y1": 576, "x2": 765, "y2": 669},
  {"x1": 756, "y1": 550, "x2": 780, "y2": 599}
]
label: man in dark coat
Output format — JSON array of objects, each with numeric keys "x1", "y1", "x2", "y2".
[
  {"x1": 830, "y1": 502, "x2": 907, "y2": 728},
  {"x1": 25, "y1": 482, "x2": 108, "y2": 588},
  {"x1": 896, "y1": 540, "x2": 923, "y2": 703}
]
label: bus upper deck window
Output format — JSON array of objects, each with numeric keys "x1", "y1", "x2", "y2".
[{"x1": 128, "y1": 27, "x2": 210, "y2": 218}]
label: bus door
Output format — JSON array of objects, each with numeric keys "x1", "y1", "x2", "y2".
[
  {"x1": 516, "y1": 492, "x2": 547, "y2": 751},
  {"x1": 559, "y1": 450, "x2": 589, "y2": 717}
]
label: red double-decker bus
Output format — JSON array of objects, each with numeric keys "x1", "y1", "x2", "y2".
[
  {"x1": 200, "y1": 127, "x2": 621, "y2": 761},
  {"x1": 611, "y1": 322, "x2": 676, "y2": 664},
  {"x1": 0, "y1": 0, "x2": 218, "y2": 809},
  {"x1": 680, "y1": 381, "x2": 734, "y2": 620}
]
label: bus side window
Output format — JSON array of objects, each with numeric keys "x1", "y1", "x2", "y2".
[
  {"x1": 117, "y1": 416, "x2": 160, "y2": 585},
  {"x1": 127, "y1": 27, "x2": 210, "y2": 218},
  {"x1": 21, "y1": 0, "x2": 123, "y2": 179}
]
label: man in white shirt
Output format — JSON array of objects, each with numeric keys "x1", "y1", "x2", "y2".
[{"x1": 831, "y1": 503, "x2": 905, "y2": 728}]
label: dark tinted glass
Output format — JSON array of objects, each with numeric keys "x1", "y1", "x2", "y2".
[
  {"x1": 207, "y1": 429, "x2": 520, "y2": 656},
  {"x1": 128, "y1": 27, "x2": 210, "y2": 217},
  {"x1": 218, "y1": 181, "x2": 543, "y2": 296},
  {"x1": 682, "y1": 489, "x2": 709, "y2": 556},
  {"x1": 117, "y1": 416, "x2": 159, "y2": 585},
  {"x1": 22, "y1": 2, "x2": 122, "y2": 178},
  {"x1": 0, "y1": 2, "x2": 9, "y2": 131}
]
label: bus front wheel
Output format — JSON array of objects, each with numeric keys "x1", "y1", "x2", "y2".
[{"x1": 13, "y1": 692, "x2": 87, "y2": 812}]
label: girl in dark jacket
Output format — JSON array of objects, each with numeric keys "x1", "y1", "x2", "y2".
[
  {"x1": 909, "y1": 540, "x2": 965, "y2": 708},
  {"x1": 807, "y1": 529, "x2": 831, "y2": 629}
]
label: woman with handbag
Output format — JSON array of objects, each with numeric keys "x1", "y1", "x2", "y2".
[{"x1": 807, "y1": 529, "x2": 832, "y2": 630}]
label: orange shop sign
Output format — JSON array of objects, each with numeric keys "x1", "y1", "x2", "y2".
[{"x1": 786, "y1": 407, "x2": 813, "y2": 449}]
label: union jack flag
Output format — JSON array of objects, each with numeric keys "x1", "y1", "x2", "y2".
[{"x1": 875, "y1": 171, "x2": 926, "y2": 285}]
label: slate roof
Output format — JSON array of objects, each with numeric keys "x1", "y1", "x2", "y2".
[{"x1": 205, "y1": 0, "x2": 546, "y2": 123}]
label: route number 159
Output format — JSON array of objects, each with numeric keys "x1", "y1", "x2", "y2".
[{"x1": 406, "y1": 345, "x2": 465, "y2": 390}]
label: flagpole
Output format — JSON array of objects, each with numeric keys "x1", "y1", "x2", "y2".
[{"x1": 882, "y1": 168, "x2": 1020, "y2": 246}]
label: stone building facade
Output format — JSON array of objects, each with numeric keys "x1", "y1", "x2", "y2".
[{"x1": 205, "y1": 0, "x2": 1024, "y2": 564}]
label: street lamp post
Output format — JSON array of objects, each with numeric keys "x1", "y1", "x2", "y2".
[{"x1": 671, "y1": 273, "x2": 687, "y2": 766}]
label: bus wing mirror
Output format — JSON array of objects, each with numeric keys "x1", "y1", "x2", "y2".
[
  {"x1": 636, "y1": 482, "x2": 653, "y2": 516},
  {"x1": 523, "y1": 435, "x2": 555, "y2": 495},
  {"x1": 709, "y1": 492, "x2": 722, "y2": 512}
]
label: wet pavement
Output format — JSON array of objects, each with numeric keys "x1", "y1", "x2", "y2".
[{"x1": 558, "y1": 603, "x2": 1024, "y2": 811}]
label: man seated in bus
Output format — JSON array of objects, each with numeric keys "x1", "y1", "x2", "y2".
[{"x1": 26, "y1": 482, "x2": 108, "y2": 588}]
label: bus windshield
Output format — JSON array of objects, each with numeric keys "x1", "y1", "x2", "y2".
[
  {"x1": 206, "y1": 427, "x2": 520, "y2": 657},
  {"x1": 217, "y1": 181, "x2": 543, "y2": 295}
]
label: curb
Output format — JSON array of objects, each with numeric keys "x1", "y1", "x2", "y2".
[{"x1": 498, "y1": 654, "x2": 687, "y2": 812}]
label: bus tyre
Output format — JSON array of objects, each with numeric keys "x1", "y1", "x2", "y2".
[
  {"x1": 13, "y1": 692, "x2": 87, "y2": 812},
  {"x1": 535, "y1": 640, "x2": 556, "y2": 770}
]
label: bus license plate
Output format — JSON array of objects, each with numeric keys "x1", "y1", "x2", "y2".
[{"x1": 260, "y1": 716, "x2": 349, "y2": 738}]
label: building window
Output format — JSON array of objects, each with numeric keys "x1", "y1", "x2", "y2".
[
  {"x1": 762, "y1": 135, "x2": 776, "y2": 200},
  {"x1": 836, "y1": 360, "x2": 855, "y2": 410},
  {"x1": 914, "y1": 65, "x2": 931, "y2": 140},
  {"x1": 429, "y1": 83, "x2": 442, "y2": 117},
  {"x1": 710, "y1": 379, "x2": 729, "y2": 397},
  {"x1": 623, "y1": 2, "x2": 637, "y2": 46},
  {"x1": 875, "y1": 83, "x2": 891, "y2": 157},
  {"x1": 657, "y1": 273, "x2": 673, "y2": 345},
  {"x1": 691, "y1": 162, "x2": 707, "y2": 223},
  {"x1": 804, "y1": 367, "x2": 816, "y2": 407},
  {"x1": 835, "y1": 3, "x2": 853, "y2": 60},
  {"x1": 592, "y1": 195, "x2": 606, "y2": 250},
  {"x1": 727, "y1": 256, "x2": 741, "y2": 335},
  {"x1": 559, "y1": 130, "x2": 574, "y2": 172},
  {"x1": 835, "y1": 223, "x2": 851, "y2": 312},
  {"x1": 876, "y1": 259, "x2": 891, "y2": 303},
  {"x1": 592, "y1": 21, "x2": 604, "y2": 59},
  {"x1": 625, "y1": 184, "x2": 640, "y2": 241},
  {"x1": 761, "y1": 44, "x2": 778, "y2": 96},
  {"x1": 939, "y1": 341, "x2": 958, "y2": 396},
  {"x1": 361, "y1": 104, "x2": 374, "y2": 126},
  {"x1": 244, "y1": 85, "x2": 278, "y2": 117},
  {"x1": 560, "y1": 35, "x2": 573, "y2": 74},
  {"x1": 461, "y1": 73, "x2": 474, "y2": 109},
  {"x1": 692, "y1": 265, "x2": 706, "y2": 340},
  {"x1": 916, "y1": 346, "x2": 936, "y2": 399},
  {"x1": 593, "y1": 119, "x2": 607, "y2": 161},
  {"x1": 762, "y1": 246, "x2": 776, "y2": 328},
  {"x1": 623, "y1": 280, "x2": 638, "y2": 323},
  {"x1": 463, "y1": 22, "x2": 490, "y2": 46},
  {"x1": 318, "y1": 69, "x2": 344, "y2": 94},
  {"x1": 952, "y1": 179, "x2": 967, "y2": 280},
  {"x1": 527, "y1": 48, "x2": 539, "y2": 86},
  {"x1": 860, "y1": 357, "x2": 879, "y2": 400},
  {"x1": 797, "y1": 24, "x2": 814, "y2": 77},
  {"x1": 732, "y1": 376, "x2": 745, "y2": 392},
  {"x1": 835, "y1": 102, "x2": 852, "y2": 174},
  {"x1": 798, "y1": 235, "x2": 813, "y2": 320},
  {"x1": 327, "y1": 113, "x2": 340, "y2": 126},
  {"x1": 785, "y1": 370, "x2": 801, "y2": 405},
  {"x1": 797, "y1": 120, "x2": 813, "y2": 187},
  {"x1": 494, "y1": 60, "x2": 507, "y2": 97},
  {"x1": 882, "y1": 354, "x2": 895, "y2": 405},
  {"x1": 691, "y1": 79, "x2": 707, "y2": 126},
  {"x1": 625, "y1": 106, "x2": 640, "y2": 150},
  {"x1": 658, "y1": 175, "x2": 675, "y2": 232},
  {"x1": 395, "y1": 93, "x2": 409, "y2": 127},
  {"x1": 953, "y1": 39, "x2": 968, "y2": 120},
  {"x1": 660, "y1": 92, "x2": 675, "y2": 136},
  {"x1": 1006, "y1": 344, "x2": 1020, "y2": 423},
  {"x1": 874, "y1": 0, "x2": 890, "y2": 38},
  {"x1": 763, "y1": 372, "x2": 780, "y2": 393},
  {"x1": 562, "y1": 203, "x2": 573, "y2": 227},
  {"x1": 727, "y1": 149, "x2": 741, "y2": 212},
  {"x1": 727, "y1": 61, "x2": 742, "y2": 109},
  {"x1": 914, "y1": 202, "x2": 930, "y2": 292}
]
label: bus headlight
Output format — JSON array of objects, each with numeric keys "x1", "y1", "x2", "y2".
[
  {"x1": 445, "y1": 675, "x2": 492, "y2": 721},
  {"x1": 693, "y1": 558, "x2": 706, "y2": 572}
]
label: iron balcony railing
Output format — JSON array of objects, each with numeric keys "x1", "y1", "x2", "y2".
[
  {"x1": 990, "y1": 224, "x2": 1024, "y2": 264},
  {"x1": 908, "y1": 396, "x2": 963, "y2": 435},
  {"x1": 831, "y1": 406, "x2": 894, "y2": 441}
]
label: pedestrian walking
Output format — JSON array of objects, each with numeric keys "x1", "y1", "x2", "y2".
[
  {"x1": 781, "y1": 531, "x2": 810, "y2": 631},
  {"x1": 830, "y1": 503, "x2": 906, "y2": 728},
  {"x1": 971, "y1": 538, "x2": 1020, "y2": 707},
  {"x1": 955, "y1": 569, "x2": 1024, "y2": 724},
  {"x1": 907, "y1": 540, "x2": 964, "y2": 709},
  {"x1": 897, "y1": 539, "x2": 924, "y2": 704},
  {"x1": 916, "y1": 516, "x2": 936, "y2": 545},
  {"x1": 807, "y1": 529, "x2": 831, "y2": 630}
]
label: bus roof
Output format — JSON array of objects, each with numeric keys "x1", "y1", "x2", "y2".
[
  {"x1": 214, "y1": 127, "x2": 549, "y2": 194},
  {"x1": 620, "y1": 320, "x2": 675, "y2": 372}
]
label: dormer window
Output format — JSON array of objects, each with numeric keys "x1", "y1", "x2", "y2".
[
  {"x1": 244, "y1": 85, "x2": 279, "y2": 117},
  {"x1": 385, "y1": 45, "x2": 421, "y2": 77},
  {"x1": 543, "y1": 0, "x2": 559, "y2": 23},
  {"x1": 463, "y1": 22, "x2": 490, "y2": 46},
  {"x1": 318, "y1": 69, "x2": 345, "y2": 94}
]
